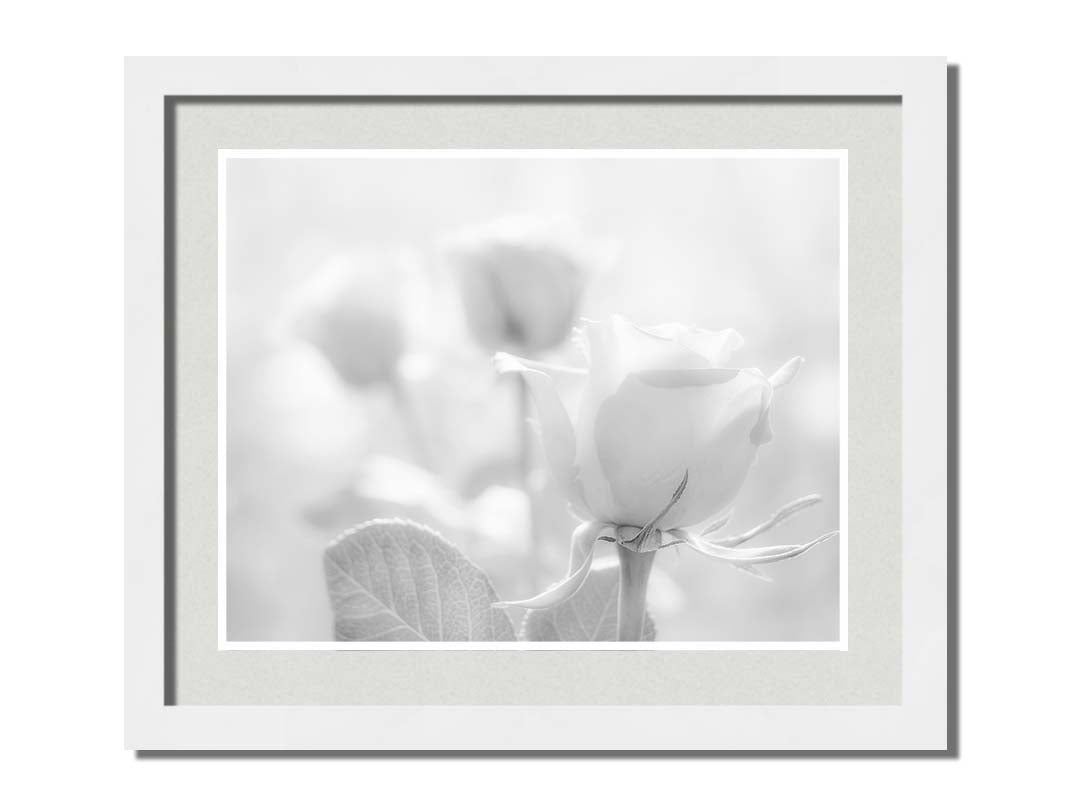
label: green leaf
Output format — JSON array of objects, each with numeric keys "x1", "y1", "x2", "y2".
[
  {"x1": 325, "y1": 518, "x2": 516, "y2": 642},
  {"x1": 520, "y1": 563, "x2": 656, "y2": 641}
]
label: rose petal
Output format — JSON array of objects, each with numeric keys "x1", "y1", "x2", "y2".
[
  {"x1": 494, "y1": 352, "x2": 588, "y2": 516},
  {"x1": 572, "y1": 320, "x2": 625, "y2": 522},
  {"x1": 769, "y1": 356, "x2": 804, "y2": 389},
  {"x1": 634, "y1": 367, "x2": 740, "y2": 388},
  {"x1": 593, "y1": 370, "x2": 769, "y2": 528},
  {"x1": 609, "y1": 315, "x2": 710, "y2": 372},
  {"x1": 645, "y1": 323, "x2": 745, "y2": 366},
  {"x1": 749, "y1": 382, "x2": 774, "y2": 445}
]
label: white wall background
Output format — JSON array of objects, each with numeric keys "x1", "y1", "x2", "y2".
[{"x1": 2, "y1": 3, "x2": 1064, "y2": 798}]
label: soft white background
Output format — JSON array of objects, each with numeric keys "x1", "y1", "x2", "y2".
[
  {"x1": 2, "y1": 2, "x2": 1063, "y2": 797},
  {"x1": 225, "y1": 155, "x2": 842, "y2": 643}
]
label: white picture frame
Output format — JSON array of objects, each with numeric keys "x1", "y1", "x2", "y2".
[{"x1": 125, "y1": 56, "x2": 948, "y2": 751}]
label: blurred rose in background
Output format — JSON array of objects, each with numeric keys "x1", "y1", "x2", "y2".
[
  {"x1": 290, "y1": 255, "x2": 407, "y2": 389},
  {"x1": 444, "y1": 216, "x2": 596, "y2": 355},
  {"x1": 224, "y1": 155, "x2": 841, "y2": 642},
  {"x1": 443, "y1": 217, "x2": 607, "y2": 585}
]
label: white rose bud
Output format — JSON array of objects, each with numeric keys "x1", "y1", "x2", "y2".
[
  {"x1": 495, "y1": 315, "x2": 804, "y2": 530},
  {"x1": 445, "y1": 217, "x2": 592, "y2": 355}
]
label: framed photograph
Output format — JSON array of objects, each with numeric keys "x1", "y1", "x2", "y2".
[{"x1": 125, "y1": 57, "x2": 949, "y2": 751}]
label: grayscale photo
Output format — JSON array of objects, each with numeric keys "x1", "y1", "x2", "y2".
[{"x1": 221, "y1": 150, "x2": 845, "y2": 647}]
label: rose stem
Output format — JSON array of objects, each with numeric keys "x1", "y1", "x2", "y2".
[
  {"x1": 516, "y1": 373, "x2": 540, "y2": 588},
  {"x1": 389, "y1": 372, "x2": 432, "y2": 468},
  {"x1": 617, "y1": 546, "x2": 656, "y2": 641}
]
